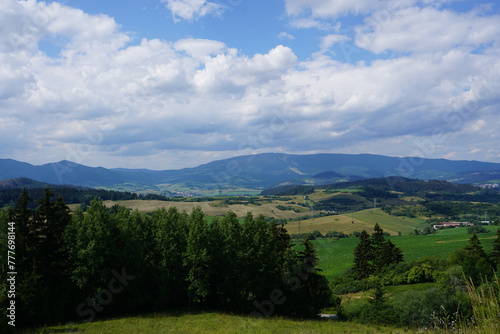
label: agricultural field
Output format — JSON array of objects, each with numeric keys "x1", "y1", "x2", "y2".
[
  {"x1": 310, "y1": 225, "x2": 499, "y2": 278},
  {"x1": 285, "y1": 208, "x2": 426, "y2": 236},
  {"x1": 95, "y1": 197, "x2": 311, "y2": 219},
  {"x1": 67, "y1": 190, "x2": 428, "y2": 236}
]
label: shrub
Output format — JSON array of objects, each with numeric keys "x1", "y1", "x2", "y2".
[
  {"x1": 392, "y1": 287, "x2": 470, "y2": 328},
  {"x1": 467, "y1": 225, "x2": 488, "y2": 234}
]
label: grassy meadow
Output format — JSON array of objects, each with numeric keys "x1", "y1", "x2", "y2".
[
  {"x1": 310, "y1": 225, "x2": 499, "y2": 278},
  {"x1": 285, "y1": 208, "x2": 426, "y2": 236},
  {"x1": 37, "y1": 311, "x2": 415, "y2": 334}
]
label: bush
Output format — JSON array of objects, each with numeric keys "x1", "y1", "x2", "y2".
[
  {"x1": 331, "y1": 269, "x2": 374, "y2": 294},
  {"x1": 467, "y1": 225, "x2": 488, "y2": 234},
  {"x1": 392, "y1": 288, "x2": 470, "y2": 328},
  {"x1": 344, "y1": 282, "x2": 398, "y2": 325}
]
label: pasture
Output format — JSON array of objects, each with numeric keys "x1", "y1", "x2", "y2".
[
  {"x1": 311, "y1": 225, "x2": 499, "y2": 278},
  {"x1": 39, "y1": 311, "x2": 412, "y2": 334},
  {"x1": 285, "y1": 208, "x2": 425, "y2": 236}
]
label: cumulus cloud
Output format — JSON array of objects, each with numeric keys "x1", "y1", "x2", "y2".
[
  {"x1": 355, "y1": 6, "x2": 500, "y2": 54},
  {"x1": 1, "y1": 0, "x2": 500, "y2": 169}
]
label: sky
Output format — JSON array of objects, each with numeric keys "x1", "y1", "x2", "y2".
[{"x1": 1, "y1": 0, "x2": 500, "y2": 170}]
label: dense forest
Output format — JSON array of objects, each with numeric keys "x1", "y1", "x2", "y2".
[
  {"x1": 0, "y1": 185, "x2": 170, "y2": 209},
  {"x1": 262, "y1": 177, "x2": 480, "y2": 197},
  {"x1": 0, "y1": 189, "x2": 333, "y2": 331}
]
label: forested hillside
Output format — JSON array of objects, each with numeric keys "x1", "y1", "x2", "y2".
[
  {"x1": 0, "y1": 179, "x2": 170, "y2": 209},
  {"x1": 0, "y1": 190, "x2": 333, "y2": 331}
]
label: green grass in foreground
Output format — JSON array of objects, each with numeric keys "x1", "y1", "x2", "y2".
[{"x1": 39, "y1": 311, "x2": 414, "y2": 334}]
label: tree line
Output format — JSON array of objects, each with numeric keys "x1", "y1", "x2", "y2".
[
  {"x1": 0, "y1": 189, "x2": 334, "y2": 330},
  {"x1": 0, "y1": 186, "x2": 171, "y2": 209}
]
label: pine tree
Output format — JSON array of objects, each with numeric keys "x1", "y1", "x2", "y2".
[
  {"x1": 465, "y1": 233, "x2": 488, "y2": 261},
  {"x1": 270, "y1": 220, "x2": 292, "y2": 272},
  {"x1": 371, "y1": 223, "x2": 386, "y2": 271},
  {"x1": 352, "y1": 230, "x2": 374, "y2": 280},
  {"x1": 12, "y1": 188, "x2": 34, "y2": 267},
  {"x1": 379, "y1": 239, "x2": 404, "y2": 267},
  {"x1": 463, "y1": 232, "x2": 494, "y2": 284},
  {"x1": 293, "y1": 237, "x2": 333, "y2": 317}
]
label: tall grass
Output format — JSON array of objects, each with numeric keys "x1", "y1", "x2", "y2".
[{"x1": 462, "y1": 274, "x2": 500, "y2": 333}]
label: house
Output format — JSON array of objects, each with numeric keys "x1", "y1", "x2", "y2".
[{"x1": 433, "y1": 222, "x2": 471, "y2": 230}]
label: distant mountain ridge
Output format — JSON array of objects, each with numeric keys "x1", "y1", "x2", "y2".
[{"x1": 1, "y1": 153, "x2": 500, "y2": 194}]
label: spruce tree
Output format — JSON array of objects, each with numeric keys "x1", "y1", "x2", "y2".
[
  {"x1": 465, "y1": 233, "x2": 488, "y2": 261},
  {"x1": 371, "y1": 223, "x2": 386, "y2": 271},
  {"x1": 293, "y1": 237, "x2": 333, "y2": 317},
  {"x1": 463, "y1": 232, "x2": 494, "y2": 284},
  {"x1": 352, "y1": 230, "x2": 374, "y2": 279},
  {"x1": 380, "y1": 239, "x2": 404, "y2": 267}
]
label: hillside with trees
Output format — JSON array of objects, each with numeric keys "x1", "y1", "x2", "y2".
[{"x1": 0, "y1": 190, "x2": 334, "y2": 332}]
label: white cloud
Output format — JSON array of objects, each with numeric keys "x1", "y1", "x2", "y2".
[
  {"x1": 1, "y1": 0, "x2": 500, "y2": 169},
  {"x1": 285, "y1": 0, "x2": 382, "y2": 18},
  {"x1": 289, "y1": 18, "x2": 338, "y2": 30},
  {"x1": 283, "y1": 0, "x2": 461, "y2": 19},
  {"x1": 278, "y1": 32, "x2": 295, "y2": 40},
  {"x1": 355, "y1": 6, "x2": 500, "y2": 54},
  {"x1": 319, "y1": 34, "x2": 350, "y2": 51},
  {"x1": 161, "y1": 0, "x2": 224, "y2": 21}
]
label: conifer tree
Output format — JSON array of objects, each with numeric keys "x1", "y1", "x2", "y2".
[
  {"x1": 372, "y1": 223, "x2": 387, "y2": 271},
  {"x1": 293, "y1": 237, "x2": 333, "y2": 317},
  {"x1": 463, "y1": 232, "x2": 494, "y2": 284},
  {"x1": 380, "y1": 239, "x2": 404, "y2": 267},
  {"x1": 491, "y1": 228, "x2": 500, "y2": 269},
  {"x1": 352, "y1": 230, "x2": 374, "y2": 279},
  {"x1": 465, "y1": 233, "x2": 488, "y2": 261}
]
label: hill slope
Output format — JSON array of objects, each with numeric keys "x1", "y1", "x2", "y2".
[{"x1": 1, "y1": 153, "x2": 500, "y2": 193}]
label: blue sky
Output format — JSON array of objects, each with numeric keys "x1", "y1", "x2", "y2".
[{"x1": 1, "y1": 0, "x2": 500, "y2": 170}]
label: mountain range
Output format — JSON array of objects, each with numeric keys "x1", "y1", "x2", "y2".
[{"x1": 1, "y1": 153, "x2": 500, "y2": 195}]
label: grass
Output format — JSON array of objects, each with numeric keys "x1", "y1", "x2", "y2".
[
  {"x1": 286, "y1": 208, "x2": 425, "y2": 236},
  {"x1": 38, "y1": 310, "x2": 416, "y2": 333},
  {"x1": 309, "y1": 226, "x2": 499, "y2": 278},
  {"x1": 69, "y1": 198, "x2": 314, "y2": 220},
  {"x1": 462, "y1": 273, "x2": 500, "y2": 333},
  {"x1": 339, "y1": 283, "x2": 435, "y2": 310}
]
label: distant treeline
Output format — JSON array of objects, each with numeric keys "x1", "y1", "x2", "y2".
[
  {"x1": 423, "y1": 200, "x2": 500, "y2": 217},
  {"x1": 261, "y1": 177, "x2": 499, "y2": 201},
  {"x1": 261, "y1": 185, "x2": 315, "y2": 196},
  {"x1": 0, "y1": 186, "x2": 170, "y2": 209},
  {"x1": 0, "y1": 190, "x2": 334, "y2": 331}
]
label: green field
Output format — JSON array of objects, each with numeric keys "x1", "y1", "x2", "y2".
[
  {"x1": 310, "y1": 225, "x2": 499, "y2": 278},
  {"x1": 286, "y1": 208, "x2": 426, "y2": 236},
  {"x1": 39, "y1": 311, "x2": 414, "y2": 334}
]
